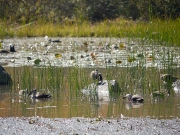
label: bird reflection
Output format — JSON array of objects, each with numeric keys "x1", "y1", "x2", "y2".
[
  {"x1": 125, "y1": 102, "x2": 143, "y2": 110},
  {"x1": 29, "y1": 98, "x2": 51, "y2": 106}
]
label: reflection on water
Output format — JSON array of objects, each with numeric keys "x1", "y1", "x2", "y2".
[{"x1": 0, "y1": 91, "x2": 180, "y2": 119}]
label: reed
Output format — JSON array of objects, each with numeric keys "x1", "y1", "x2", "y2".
[{"x1": 0, "y1": 18, "x2": 179, "y2": 46}]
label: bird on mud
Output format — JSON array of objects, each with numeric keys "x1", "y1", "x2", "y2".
[
  {"x1": 90, "y1": 69, "x2": 103, "y2": 84},
  {"x1": 28, "y1": 89, "x2": 51, "y2": 99},
  {"x1": 123, "y1": 94, "x2": 144, "y2": 103}
]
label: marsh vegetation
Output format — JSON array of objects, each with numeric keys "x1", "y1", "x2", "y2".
[
  {"x1": 0, "y1": 0, "x2": 180, "y2": 121},
  {"x1": 0, "y1": 37, "x2": 179, "y2": 119}
]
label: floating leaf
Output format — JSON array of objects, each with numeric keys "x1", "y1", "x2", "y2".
[
  {"x1": 119, "y1": 43, "x2": 125, "y2": 49},
  {"x1": 70, "y1": 56, "x2": 75, "y2": 60},
  {"x1": 27, "y1": 57, "x2": 31, "y2": 61},
  {"x1": 55, "y1": 53, "x2": 62, "y2": 58},
  {"x1": 34, "y1": 59, "x2": 41, "y2": 65},
  {"x1": 116, "y1": 60, "x2": 122, "y2": 64}
]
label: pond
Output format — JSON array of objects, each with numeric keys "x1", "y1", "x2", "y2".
[{"x1": 0, "y1": 37, "x2": 180, "y2": 119}]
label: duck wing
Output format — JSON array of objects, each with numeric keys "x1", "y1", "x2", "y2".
[
  {"x1": 132, "y1": 94, "x2": 144, "y2": 102},
  {"x1": 36, "y1": 94, "x2": 51, "y2": 98}
]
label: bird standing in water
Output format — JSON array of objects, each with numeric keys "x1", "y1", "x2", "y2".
[{"x1": 90, "y1": 69, "x2": 103, "y2": 84}]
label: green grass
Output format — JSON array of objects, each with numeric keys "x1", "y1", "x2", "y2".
[{"x1": 0, "y1": 18, "x2": 180, "y2": 46}]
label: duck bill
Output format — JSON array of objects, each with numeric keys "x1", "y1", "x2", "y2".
[{"x1": 122, "y1": 96, "x2": 126, "y2": 99}]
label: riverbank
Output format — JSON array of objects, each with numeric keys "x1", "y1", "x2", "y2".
[{"x1": 0, "y1": 117, "x2": 180, "y2": 135}]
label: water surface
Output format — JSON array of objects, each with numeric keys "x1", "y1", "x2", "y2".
[{"x1": 0, "y1": 37, "x2": 180, "y2": 119}]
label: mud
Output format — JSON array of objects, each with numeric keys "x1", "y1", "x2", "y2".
[{"x1": 0, "y1": 117, "x2": 180, "y2": 135}]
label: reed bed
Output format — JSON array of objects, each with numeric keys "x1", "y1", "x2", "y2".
[
  {"x1": 3, "y1": 41, "x2": 180, "y2": 118},
  {"x1": 0, "y1": 18, "x2": 180, "y2": 46},
  {"x1": 2, "y1": 34, "x2": 178, "y2": 101}
]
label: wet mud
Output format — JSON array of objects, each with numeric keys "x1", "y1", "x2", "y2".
[{"x1": 0, "y1": 117, "x2": 180, "y2": 135}]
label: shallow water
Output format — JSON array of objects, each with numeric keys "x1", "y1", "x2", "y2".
[
  {"x1": 0, "y1": 86, "x2": 180, "y2": 119},
  {"x1": 0, "y1": 37, "x2": 180, "y2": 119}
]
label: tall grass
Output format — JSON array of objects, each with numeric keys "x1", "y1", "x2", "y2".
[{"x1": 1, "y1": 18, "x2": 180, "y2": 46}]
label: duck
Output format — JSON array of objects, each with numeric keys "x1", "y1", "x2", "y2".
[
  {"x1": 90, "y1": 69, "x2": 103, "y2": 84},
  {"x1": 28, "y1": 89, "x2": 51, "y2": 99},
  {"x1": 123, "y1": 94, "x2": 144, "y2": 102},
  {"x1": 160, "y1": 74, "x2": 178, "y2": 83}
]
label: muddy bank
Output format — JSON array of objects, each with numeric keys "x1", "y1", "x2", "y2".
[{"x1": 0, "y1": 117, "x2": 179, "y2": 135}]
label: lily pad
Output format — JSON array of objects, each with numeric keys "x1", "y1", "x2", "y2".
[
  {"x1": 119, "y1": 43, "x2": 125, "y2": 49},
  {"x1": 55, "y1": 53, "x2": 62, "y2": 58},
  {"x1": 34, "y1": 59, "x2": 41, "y2": 65},
  {"x1": 116, "y1": 60, "x2": 122, "y2": 64}
]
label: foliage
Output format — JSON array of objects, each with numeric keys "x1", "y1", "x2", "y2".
[{"x1": 0, "y1": 0, "x2": 180, "y2": 23}]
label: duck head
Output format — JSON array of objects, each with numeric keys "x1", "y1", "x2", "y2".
[
  {"x1": 28, "y1": 89, "x2": 37, "y2": 98},
  {"x1": 90, "y1": 69, "x2": 103, "y2": 83}
]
